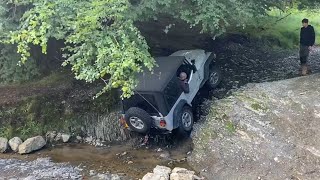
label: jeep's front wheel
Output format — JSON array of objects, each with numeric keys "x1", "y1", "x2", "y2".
[
  {"x1": 177, "y1": 106, "x2": 194, "y2": 137},
  {"x1": 125, "y1": 107, "x2": 152, "y2": 134},
  {"x1": 206, "y1": 66, "x2": 222, "y2": 89}
]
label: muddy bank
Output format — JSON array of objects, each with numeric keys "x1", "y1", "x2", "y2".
[
  {"x1": 0, "y1": 73, "x2": 129, "y2": 143},
  {"x1": 190, "y1": 73, "x2": 320, "y2": 179}
]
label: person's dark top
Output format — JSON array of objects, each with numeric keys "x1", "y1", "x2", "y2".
[
  {"x1": 179, "y1": 79, "x2": 190, "y2": 93},
  {"x1": 300, "y1": 25, "x2": 315, "y2": 46}
]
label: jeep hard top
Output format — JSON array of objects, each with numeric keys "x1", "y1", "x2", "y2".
[{"x1": 120, "y1": 49, "x2": 222, "y2": 135}]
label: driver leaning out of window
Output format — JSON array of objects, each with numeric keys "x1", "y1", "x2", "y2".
[{"x1": 179, "y1": 72, "x2": 190, "y2": 93}]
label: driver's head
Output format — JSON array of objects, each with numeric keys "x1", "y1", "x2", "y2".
[
  {"x1": 179, "y1": 72, "x2": 187, "y2": 80},
  {"x1": 302, "y1": 18, "x2": 309, "y2": 28}
]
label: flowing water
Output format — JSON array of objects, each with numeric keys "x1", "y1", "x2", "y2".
[{"x1": 0, "y1": 137, "x2": 194, "y2": 179}]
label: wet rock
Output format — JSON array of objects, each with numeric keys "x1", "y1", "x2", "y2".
[
  {"x1": 153, "y1": 165, "x2": 171, "y2": 179},
  {"x1": 54, "y1": 133, "x2": 62, "y2": 142},
  {"x1": 61, "y1": 134, "x2": 71, "y2": 143},
  {"x1": 9, "y1": 137, "x2": 23, "y2": 152},
  {"x1": 76, "y1": 136, "x2": 82, "y2": 141},
  {"x1": 159, "y1": 151, "x2": 170, "y2": 160},
  {"x1": 89, "y1": 170, "x2": 97, "y2": 176},
  {"x1": 45, "y1": 131, "x2": 57, "y2": 143},
  {"x1": 0, "y1": 137, "x2": 8, "y2": 153},
  {"x1": 94, "y1": 139, "x2": 104, "y2": 147},
  {"x1": 170, "y1": 173, "x2": 194, "y2": 180},
  {"x1": 18, "y1": 136, "x2": 46, "y2": 154},
  {"x1": 127, "y1": 161, "x2": 133, "y2": 164},
  {"x1": 142, "y1": 173, "x2": 167, "y2": 180},
  {"x1": 85, "y1": 136, "x2": 93, "y2": 143},
  {"x1": 142, "y1": 166, "x2": 198, "y2": 180}
]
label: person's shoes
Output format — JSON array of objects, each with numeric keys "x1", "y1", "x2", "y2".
[
  {"x1": 301, "y1": 64, "x2": 308, "y2": 76},
  {"x1": 307, "y1": 66, "x2": 312, "y2": 74}
]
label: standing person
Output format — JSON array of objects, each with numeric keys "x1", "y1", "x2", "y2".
[{"x1": 300, "y1": 18, "x2": 315, "y2": 75}]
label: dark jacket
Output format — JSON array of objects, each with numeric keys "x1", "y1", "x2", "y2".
[
  {"x1": 179, "y1": 80, "x2": 190, "y2": 93},
  {"x1": 300, "y1": 25, "x2": 315, "y2": 46}
]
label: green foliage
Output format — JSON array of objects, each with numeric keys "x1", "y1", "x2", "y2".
[
  {"x1": 9, "y1": 0, "x2": 154, "y2": 98},
  {"x1": 0, "y1": 45, "x2": 39, "y2": 83},
  {"x1": 233, "y1": 8, "x2": 320, "y2": 48},
  {"x1": 0, "y1": 126, "x2": 14, "y2": 139},
  {"x1": 0, "y1": 1, "x2": 39, "y2": 84},
  {"x1": 2, "y1": 0, "x2": 320, "y2": 97}
]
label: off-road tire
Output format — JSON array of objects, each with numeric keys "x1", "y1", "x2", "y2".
[
  {"x1": 125, "y1": 107, "x2": 152, "y2": 134},
  {"x1": 176, "y1": 106, "x2": 194, "y2": 137},
  {"x1": 206, "y1": 66, "x2": 222, "y2": 89}
]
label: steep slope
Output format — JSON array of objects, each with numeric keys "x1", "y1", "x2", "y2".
[{"x1": 190, "y1": 74, "x2": 320, "y2": 180}]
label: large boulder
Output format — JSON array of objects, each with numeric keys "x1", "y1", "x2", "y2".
[
  {"x1": 0, "y1": 137, "x2": 8, "y2": 153},
  {"x1": 190, "y1": 74, "x2": 320, "y2": 179},
  {"x1": 142, "y1": 166, "x2": 172, "y2": 180},
  {"x1": 18, "y1": 136, "x2": 46, "y2": 154},
  {"x1": 61, "y1": 134, "x2": 71, "y2": 143},
  {"x1": 153, "y1": 165, "x2": 171, "y2": 179},
  {"x1": 8, "y1": 137, "x2": 23, "y2": 152}
]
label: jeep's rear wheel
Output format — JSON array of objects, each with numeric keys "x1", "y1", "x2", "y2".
[
  {"x1": 177, "y1": 106, "x2": 194, "y2": 137},
  {"x1": 125, "y1": 107, "x2": 152, "y2": 134},
  {"x1": 206, "y1": 66, "x2": 222, "y2": 89}
]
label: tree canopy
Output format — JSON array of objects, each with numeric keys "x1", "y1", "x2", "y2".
[{"x1": 0, "y1": 0, "x2": 318, "y2": 97}]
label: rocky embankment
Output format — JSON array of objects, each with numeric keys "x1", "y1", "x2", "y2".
[{"x1": 190, "y1": 74, "x2": 320, "y2": 180}]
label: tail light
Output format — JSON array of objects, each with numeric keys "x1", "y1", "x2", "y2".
[
  {"x1": 119, "y1": 115, "x2": 129, "y2": 128},
  {"x1": 159, "y1": 119, "x2": 166, "y2": 127}
]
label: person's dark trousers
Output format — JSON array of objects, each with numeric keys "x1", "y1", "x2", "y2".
[
  {"x1": 299, "y1": 45, "x2": 310, "y2": 75},
  {"x1": 299, "y1": 45, "x2": 310, "y2": 65}
]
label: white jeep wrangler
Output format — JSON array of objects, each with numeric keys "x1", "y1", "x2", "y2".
[{"x1": 120, "y1": 49, "x2": 222, "y2": 135}]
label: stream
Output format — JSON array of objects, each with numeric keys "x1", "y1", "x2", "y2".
[{"x1": 0, "y1": 138, "x2": 193, "y2": 179}]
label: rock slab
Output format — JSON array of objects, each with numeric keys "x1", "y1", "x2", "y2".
[
  {"x1": 0, "y1": 137, "x2": 8, "y2": 153},
  {"x1": 9, "y1": 137, "x2": 23, "y2": 152},
  {"x1": 18, "y1": 136, "x2": 46, "y2": 154}
]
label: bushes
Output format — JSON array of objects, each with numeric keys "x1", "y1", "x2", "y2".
[
  {"x1": 0, "y1": 45, "x2": 40, "y2": 84},
  {"x1": 237, "y1": 9, "x2": 320, "y2": 48}
]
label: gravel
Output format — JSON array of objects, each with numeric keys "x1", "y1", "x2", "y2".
[{"x1": 0, "y1": 158, "x2": 123, "y2": 180}]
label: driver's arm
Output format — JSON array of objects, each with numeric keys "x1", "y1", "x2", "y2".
[{"x1": 180, "y1": 80, "x2": 190, "y2": 93}]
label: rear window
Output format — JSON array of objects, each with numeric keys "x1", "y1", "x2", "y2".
[{"x1": 123, "y1": 94, "x2": 159, "y2": 115}]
